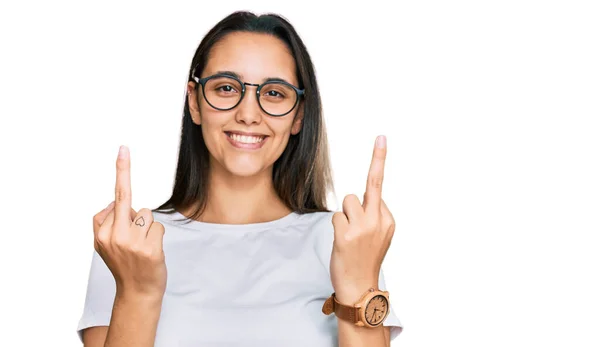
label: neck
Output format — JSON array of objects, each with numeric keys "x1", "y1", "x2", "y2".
[{"x1": 187, "y1": 160, "x2": 292, "y2": 225}]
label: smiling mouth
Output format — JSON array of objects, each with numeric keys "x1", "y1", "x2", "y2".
[{"x1": 224, "y1": 132, "x2": 267, "y2": 144}]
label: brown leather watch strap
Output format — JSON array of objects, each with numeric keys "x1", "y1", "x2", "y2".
[
  {"x1": 322, "y1": 295, "x2": 335, "y2": 314},
  {"x1": 334, "y1": 293, "x2": 359, "y2": 323},
  {"x1": 321, "y1": 293, "x2": 359, "y2": 324}
]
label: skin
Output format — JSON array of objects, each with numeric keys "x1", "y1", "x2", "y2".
[
  {"x1": 83, "y1": 32, "x2": 395, "y2": 347},
  {"x1": 184, "y1": 31, "x2": 305, "y2": 225},
  {"x1": 332, "y1": 135, "x2": 395, "y2": 347},
  {"x1": 85, "y1": 146, "x2": 166, "y2": 347}
]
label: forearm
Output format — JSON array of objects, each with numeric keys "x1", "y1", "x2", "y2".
[
  {"x1": 338, "y1": 319, "x2": 388, "y2": 347},
  {"x1": 104, "y1": 292, "x2": 163, "y2": 347}
]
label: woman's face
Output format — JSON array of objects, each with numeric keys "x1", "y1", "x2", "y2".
[{"x1": 187, "y1": 31, "x2": 304, "y2": 178}]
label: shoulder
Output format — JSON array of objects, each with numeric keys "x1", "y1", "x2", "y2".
[
  {"x1": 150, "y1": 209, "x2": 192, "y2": 229},
  {"x1": 293, "y1": 210, "x2": 337, "y2": 245},
  {"x1": 151, "y1": 209, "x2": 180, "y2": 222},
  {"x1": 293, "y1": 210, "x2": 335, "y2": 230},
  {"x1": 294, "y1": 210, "x2": 337, "y2": 271}
]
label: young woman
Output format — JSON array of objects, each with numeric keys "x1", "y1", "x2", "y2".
[{"x1": 78, "y1": 11, "x2": 403, "y2": 347}]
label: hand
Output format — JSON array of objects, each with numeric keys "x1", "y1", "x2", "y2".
[
  {"x1": 92, "y1": 145, "x2": 167, "y2": 299},
  {"x1": 330, "y1": 135, "x2": 395, "y2": 304}
]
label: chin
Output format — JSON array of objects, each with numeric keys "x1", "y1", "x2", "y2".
[{"x1": 223, "y1": 157, "x2": 269, "y2": 178}]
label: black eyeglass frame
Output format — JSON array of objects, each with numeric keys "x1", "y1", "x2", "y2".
[{"x1": 190, "y1": 67, "x2": 305, "y2": 117}]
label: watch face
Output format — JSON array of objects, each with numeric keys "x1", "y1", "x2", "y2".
[{"x1": 365, "y1": 294, "x2": 389, "y2": 326}]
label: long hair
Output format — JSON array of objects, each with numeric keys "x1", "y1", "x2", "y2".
[{"x1": 152, "y1": 11, "x2": 334, "y2": 223}]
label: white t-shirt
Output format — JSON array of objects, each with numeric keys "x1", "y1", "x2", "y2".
[{"x1": 77, "y1": 210, "x2": 403, "y2": 346}]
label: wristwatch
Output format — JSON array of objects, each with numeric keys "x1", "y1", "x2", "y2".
[{"x1": 321, "y1": 287, "x2": 390, "y2": 327}]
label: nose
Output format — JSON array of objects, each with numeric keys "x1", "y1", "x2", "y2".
[{"x1": 235, "y1": 83, "x2": 262, "y2": 125}]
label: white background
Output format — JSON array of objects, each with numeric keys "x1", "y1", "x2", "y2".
[{"x1": 0, "y1": 1, "x2": 598, "y2": 346}]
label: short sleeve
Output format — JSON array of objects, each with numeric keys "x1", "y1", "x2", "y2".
[
  {"x1": 76, "y1": 250, "x2": 117, "y2": 342},
  {"x1": 377, "y1": 269, "x2": 404, "y2": 339},
  {"x1": 314, "y1": 211, "x2": 404, "y2": 341}
]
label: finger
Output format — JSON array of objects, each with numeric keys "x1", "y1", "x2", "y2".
[
  {"x1": 102, "y1": 208, "x2": 115, "y2": 229},
  {"x1": 380, "y1": 199, "x2": 395, "y2": 237},
  {"x1": 96, "y1": 208, "x2": 115, "y2": 248},
  {"x1": 93, "y1": 201, "x2": 115, "y2": 231},
  {"x1": 364, "y1": 135, "x2": 387, "y2": 215},
  {"x1": 132, "y1": 208, "x2": 153, "y2": 239},
  {"x1": 380, "y1": 199, "x2": 395, "y2": 257},
  {"x1": 146, "y1": 221, "x2": 165, "y2": 247},
  {"x1": 114, "y1": 145, "x2": 132, "y2": 226},
  {"x1": 342, "y1": 194, "x2": 363, "y2": 223},
  {"x1": 332, "y1": 211, "x2": 349, "y2": 242},
  {"x1": 130, "y1": 208, "x2": 137, "y2": 221}
]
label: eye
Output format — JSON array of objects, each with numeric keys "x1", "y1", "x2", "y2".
[
  {"x1": 265, "y1": 90, "x2": 283, "y2": 98},
  {"x1": 217, "y1": 85, "x2": 237, "y2": 93}
]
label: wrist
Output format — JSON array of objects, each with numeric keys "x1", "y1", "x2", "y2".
[
  {"x1": 334, "y1": 282, "x2": 378, "y2": 305},
  {"x1": 115, "y1": 288, "x2": 164, "y2": 307}
]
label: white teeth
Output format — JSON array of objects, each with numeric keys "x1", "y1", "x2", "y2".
[{"x1": 229, "y1": 133, "x2": 265, "y2": 144}]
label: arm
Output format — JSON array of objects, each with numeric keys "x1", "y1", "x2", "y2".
[
  {"x1": 335, "y1": 287, "x2": 390, "y2": 347},
  {"x1": 338, "y1": 321, "x2": 391, "y2": 347},
  {"x1": 338, "y1": 323, "x2": 391, "y2": 347},
  {"x1": 83, "y1": 292, "x2": 163, "y2": 347},
  {"x1": 329, "y1": 137, "x2": 397, "y2": 347},
  {"x1": 83, "y1": 146, "x2": 167, "y2": 346}
]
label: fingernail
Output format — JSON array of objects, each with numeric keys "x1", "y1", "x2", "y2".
[
  {"x1": 376, "y1": 135, "x2": 386, "y2": 148},
  {"x1": 118, "y1": 145, "x2": 129, "y2": 159}
]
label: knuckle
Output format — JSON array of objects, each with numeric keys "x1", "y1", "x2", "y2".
[
  {"x1": 150, "y1": 248, "x2": 164, "y2": 261},
  {"x1": 385, "y1": 229, "x2": 394, "y2": 246},
  {"x1": 332, "y1": 213, "x2": 341, "y2": 224},
  {"x1": 332, "y1": 211, "x2": 347, "y2": 225},
  {"x1": 153, "y1": 222, "x2": 165, "y2": 234},
  {"x1": 388, "y1": 222, "x2": 396, "y2": 234},
  {"x1": 365, "y1": 220, "x2": 378, "y2": 232},
  {"x1": 93, "y1": 241, "x2": 107, "y2": 256},
  {"x1": 140, "y1": 247, "x2": 154, "y2": 259},
  {"x1": 129, "y1": 242, "x2": 143, "y2": 255},
  {"x1": 342, "y1": 194, "x2": 359, "y2": 206},
  {"x1": 113, "y1": 232, "x2": 130, "y2": 248},
  {"x1": 115, "y1": 188, "x2": 128, "y2": 203},
  {"x1": 139, "y1": 246, "x2": 163, "y2": 263},
  {"x1": 388, "y1": 213, "x2": 395, "y2": 225},
  {"x1": 149, "y1": 252, "x2": 165, "y2": 265},
  {"x1": 369, "y1": 176, "x2": 383, "y2": 189},
  {"x1": 138, "y1": 208, "x2": 154, "y2": 222},
  {"x1": 95, "y1": 231, "x2": 110, "y2": 246},
  {"x1": 343, "y1": 231, "x2": 357, "y2": 242}
]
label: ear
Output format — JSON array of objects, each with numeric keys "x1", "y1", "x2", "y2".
[
  {"x1": 290, "y1": 101, "x2": 305, "y2": 135},
  {"x1": 187, "y1": 81, "x2": 202, "y2": 125}
]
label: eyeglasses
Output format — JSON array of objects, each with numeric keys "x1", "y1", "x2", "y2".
[{"x1": 191, "y1": 68, "x2": 305, "y2": 117}]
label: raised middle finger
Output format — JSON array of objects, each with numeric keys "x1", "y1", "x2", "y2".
[
  {"x1": 363, "y1": 135, "x2": 387, "y2": 215},
  {"x1": 114, "y1": 145, "x2": 132, "y2": 226}
]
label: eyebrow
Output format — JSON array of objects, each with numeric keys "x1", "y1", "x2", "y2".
[{"x1": 214, "y1": 70, "x2": 294, "y2": 85}]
